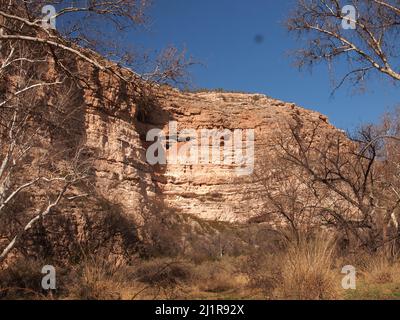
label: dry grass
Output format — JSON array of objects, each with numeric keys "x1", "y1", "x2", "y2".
[
  {"x1": 364, "y1": 254, "x2": 398, "y2": 284},
  {"x1": 4, "y1": 232, "x2": 400, "y2": 300},
  {"x1": 242, "y1": 233, "x2": 340, "y2": 300},
  {"x1": 65, "y1": 257, "x2": 126, "y2": 300},
  {"x1": 194, "y1": 258, "x2": 238, "y2": 293},
  {"x1": 274, "y1": 234, "x2": 340, "y2": 300},
  {"x1": 64, "y1": 257, "x2": 192, "y2": 300},
  {"x1": 0, "y1": 256, "x2": 249, "y2": 300},
  {"x1": 343, "y1": 253, "x2": 400, "y2": 300}
]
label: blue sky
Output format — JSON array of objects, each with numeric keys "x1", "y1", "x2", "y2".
[{"x1": 128, "y1": 1, "x2": 399, "y2": 131}]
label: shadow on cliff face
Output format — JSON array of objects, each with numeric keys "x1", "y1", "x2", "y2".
[
  {"x1": 5, "y1": 46, "x2": 182, "y2": 263},
  {"x1": 69, "y1": 65, "x2": 176, "y2": 250},
  {"x1": 45, "y1": 56, "x2": 88, "y2": 160},
  {"x1": 14, "y1": 52, "x2": 147, "y2": 262},
  {"x1": 134, "y1": 90, "x2": 175, "y2": 215},
  {"x1": 23, "y1": 194, "x2": 139, "y2": 264},
  {"x1": 83, "y1": 66, "x2": 175, "y2": 221}
]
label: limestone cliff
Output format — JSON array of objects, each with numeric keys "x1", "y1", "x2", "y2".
[
  {"x1": 80, "y1": 75, "x2": 341, "y2": 223},
  {"x1": 0, "y1": 44, "x2": 346, "y2": 263}
]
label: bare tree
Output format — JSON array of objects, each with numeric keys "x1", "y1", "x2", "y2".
[
  {"x1": 257, "y1": 115, "x2": 400, "y2": 252},
  {"x1": 0, "y1": 40, "x2": 94, "y2": 262},
  {"x1": 0, "y1": 1, "x2": 193, "y2": 86},
  {"x1": 287, "y1": 0, "x2": 400, "y2": 92},
  {"x1": 256, "y1": 156, "x2": 323, "y2": 243},
  {"x1": 0, "y1": 0, "x2": 197, "y2": 263},
  {"x1": 284, "y1": 1, "x2": 400, "y2": 252}
]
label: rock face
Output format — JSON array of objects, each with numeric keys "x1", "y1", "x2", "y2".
[
  {"x1": 0, "y1": 37, "x2": 348, "y2": 264},
  {"x1": 80, "y1": 75, "x2": 341, "y2": 223}
]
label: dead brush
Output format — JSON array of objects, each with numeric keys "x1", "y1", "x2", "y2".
[
  {"x1": 242, "y1": 253, "x2": 282, "y2": 298},
  {"x1": 0, "y1": 259, "x2": 50, "y2": 300},
  {"x1": 193, "y1": 258, "x2": 240, "y2": 294}
]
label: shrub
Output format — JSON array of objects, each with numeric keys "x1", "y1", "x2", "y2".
[
  {"x1": 135, "y1": 259, "x2": 193, "y2": 288},
  {"x1": 252, "y1": 95, "x2": 262, "y2": 102},
  {"x1": 139, "y1": 210, "x2": 185, "y2": 259},
  {"x1": 242, "y1": 253, "x2": 282, "y2": 297},
  {"x1": 194, "y1": 258, "x2": 239, "y2": 293},
  {"x1": 0, "y1": 259, "x2": 48, "y2": 299}
]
